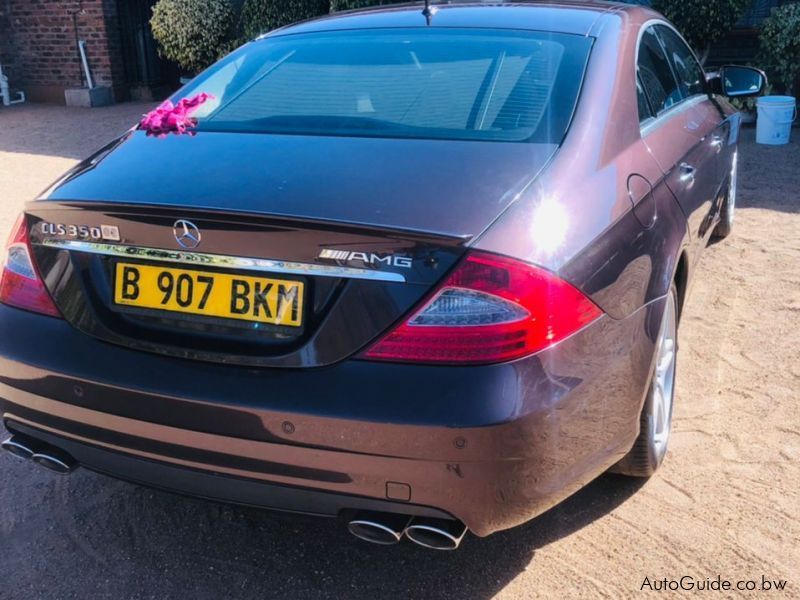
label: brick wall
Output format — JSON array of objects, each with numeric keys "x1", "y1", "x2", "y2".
[
  {"x1": 0, "y1": 0, "x2": 126, "y2": 103},
  {"x1": 0, "y1": 1, "x2": 14, "y2": 82}
]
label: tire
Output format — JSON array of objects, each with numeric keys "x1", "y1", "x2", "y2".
[
  {"x1": 712, "y1": 150, "x2": 738, "y2": 240},
  {"x1": 613, "y1": 283, "x2": 679, "y2": 477}
]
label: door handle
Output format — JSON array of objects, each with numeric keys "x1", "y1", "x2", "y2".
[
  {"x1": 679, "y1": 162, "x2": 696, "y2": 184},
  {"x1": 710, "y1": 134, "x2": 724, "y2": 151}
]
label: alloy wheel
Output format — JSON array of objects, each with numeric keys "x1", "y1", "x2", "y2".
[{"x1": 651, "y1": 291, "x2": 677, "y2": 455}]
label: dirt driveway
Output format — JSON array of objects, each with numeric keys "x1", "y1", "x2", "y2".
[{"x1": 0, "y1": 104, "x2": 798, "y2": 599}]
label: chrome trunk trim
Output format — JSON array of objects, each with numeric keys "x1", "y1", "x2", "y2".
[{"x1": 38, "y1": 239, "x2": 407, "y2": 282}]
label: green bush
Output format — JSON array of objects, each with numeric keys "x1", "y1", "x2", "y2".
[
  {"x1": 330, "y1": 0, "x2": 397, "y2": 12},
  {"x1": 652, "y1": 0, "x2": 750, "y2": 63},
  {"x1": 239, "y1": 0, "x2": 329, "y2": 40},
  {"x1": 759, "y1": 2, "x2": 800, "y2": 94},
  {"x1": 151, "y1": 0, "x2": 235, "y2": 73}
]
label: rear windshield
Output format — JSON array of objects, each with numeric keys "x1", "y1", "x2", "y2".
[{"x1": 180, "y1": 28, "x2": 593, "y2": 143}]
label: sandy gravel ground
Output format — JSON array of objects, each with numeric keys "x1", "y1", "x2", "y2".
[{"x1": 0, "y1": 103, "x2": 798, "y2": 599}]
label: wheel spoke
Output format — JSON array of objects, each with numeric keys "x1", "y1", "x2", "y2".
[
  {"x1": 655, "y1": 384, "x2": 666, "y2": 430},
  {"x1": 658, "y1": 347, "x2": 674, "y2": 374},
  {"x1": 654, "y1": 377, "x2": 665, "y2": 402}
]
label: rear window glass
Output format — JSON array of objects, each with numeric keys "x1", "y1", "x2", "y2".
[{"x1": 180, "y1": 28, "x2": 593, "y2": 143}]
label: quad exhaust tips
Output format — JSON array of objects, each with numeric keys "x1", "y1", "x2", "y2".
[
  {"x1": 1, "y1": 434, "x2": 78, "y2": 474},
  {"x1": 347, "y1": 512, "x2": 468, "y2": 550}
]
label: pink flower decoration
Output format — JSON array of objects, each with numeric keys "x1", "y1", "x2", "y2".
[{"x1": 139, "y1": 92, "x2": 215, "y2": 137}]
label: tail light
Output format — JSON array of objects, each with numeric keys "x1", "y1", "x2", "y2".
[
  {"x1": 0, "y1": 214, "x2": 60, "y2": 317},
  {"x1": 361, "y1": 251, "x2": 601, "y2": 365}
]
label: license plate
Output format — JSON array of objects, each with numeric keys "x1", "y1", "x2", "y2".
[{"x1": 113, "y1": 263, "x2": 304, "y2": 327}]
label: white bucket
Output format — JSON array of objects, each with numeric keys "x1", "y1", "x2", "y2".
[{"x1": 756, "y1": 96, "x2": 796, "y2": 145}]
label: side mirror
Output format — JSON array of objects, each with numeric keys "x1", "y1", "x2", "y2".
[{"x1": 718, "y1": 65, "x2": 767, "y2": 98}]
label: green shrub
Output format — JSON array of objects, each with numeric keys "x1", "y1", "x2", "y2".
[
  {"x1": 151, "y1": 0, "x2": 235, "y2": 73},
  {"x1": 330, "y1": 0, "x2": 397, "y2": 12},
  {"x1": 239, "y1": 0, "x2": 330, "y2": 40},
  {"x1": 759, "y1": 2, "x2": 800, "y2": 94},
  {"x1": 652, "y1": 0, "x2": 750, "y2": 63}
]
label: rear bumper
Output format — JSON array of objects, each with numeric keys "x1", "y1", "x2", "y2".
[
  {"x1": 0, "y1": 299, "x2": 664, "y2": 536},
  {"x1": 5, "y1": 420, "x2": 451, "y2": 521}
]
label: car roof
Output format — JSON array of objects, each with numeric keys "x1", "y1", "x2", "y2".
[{"x1": 267, "y1": 1, "x2": 655, "y2": 38}]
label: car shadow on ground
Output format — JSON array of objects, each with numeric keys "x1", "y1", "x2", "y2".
[{"x1": 144, "y1": 472, "x2": 644, "y2": 597}]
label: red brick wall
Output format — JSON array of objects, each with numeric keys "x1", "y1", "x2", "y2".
[{"x1": 0, "y1": 0, "x2": 126, "y2": 103}]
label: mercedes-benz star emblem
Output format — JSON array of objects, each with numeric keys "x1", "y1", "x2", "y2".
[{"x1": 173, "y1": 219, "x2": 201, "y2": 249}]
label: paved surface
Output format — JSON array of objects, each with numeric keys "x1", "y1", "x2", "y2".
[{"x1": 0, "y1": 103, "x2": 798, "y2": 599}]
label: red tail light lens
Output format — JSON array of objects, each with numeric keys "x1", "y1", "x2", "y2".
[
  {"x1": 0, "y1": 214, "x2": 60, "y2": 317},
  {"x1": 362, "y1": 251, "x2": 602, "y2": 365}
]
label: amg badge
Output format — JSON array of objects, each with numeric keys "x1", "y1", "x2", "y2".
[{"x1": 318, "y1": 248, "x2": 413, "y2": 269}]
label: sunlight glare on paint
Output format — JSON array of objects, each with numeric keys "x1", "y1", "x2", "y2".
[{"x1": 531, "y1": 195, "x2": 569, "y2": 255}]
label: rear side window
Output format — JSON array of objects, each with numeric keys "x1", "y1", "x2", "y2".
[
  {"x1": 637, "y1": 77, "x2": 653, "y2": 123},
  {"x1": 656, "y1": 25, "x2": 705, "y2": 98},
  {"x1": 180, "y1": 28, "x2": 593, "y2": 143},
  {"x1": 637, "y1": 27, "x2": 680, "y2": 116}
]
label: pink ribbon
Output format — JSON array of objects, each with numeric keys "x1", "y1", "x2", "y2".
[{"x1": 140, "y1": 92, "x2": 214, "y2": 137}]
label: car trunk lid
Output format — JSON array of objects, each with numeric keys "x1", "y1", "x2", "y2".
[
  {"x1": 27, "y1": 131, "x2": 556, "y2": 368},
  {"x1": 41, "y1": 131, "x2": 556, "y2": 239}
]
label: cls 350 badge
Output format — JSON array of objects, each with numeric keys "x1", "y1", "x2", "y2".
[{"x1": 40, "y1": 222, "x2": 121, "y2": 242}]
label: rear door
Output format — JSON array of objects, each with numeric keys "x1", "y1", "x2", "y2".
[{"x1": 637, "y1": 24, "x2": 724, "y2": 256}]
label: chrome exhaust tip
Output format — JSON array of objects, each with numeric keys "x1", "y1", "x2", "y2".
[
  {"x1": 2, "y1": 434, "x2": 78, "y2": 474},
  {"x1": 405, "y1": 517, "x2": 468, "y2": 550},
  {"x1": 30, "y1": 448, "x2": 78, "y2": 475},
  {"x1": 347, "y1": 511, "x2": 412, "y2": 545},
  {"x1": 1, "y1": 434, "x2": 39, "y2": 460}
]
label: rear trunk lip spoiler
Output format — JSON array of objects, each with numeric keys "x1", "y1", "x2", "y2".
[
  {"x1": 38, "y1": 239, "x2": 407, "y2": 283},
  {"x1": 28, "y1": 201, "x2": 474, "y2": 247}
]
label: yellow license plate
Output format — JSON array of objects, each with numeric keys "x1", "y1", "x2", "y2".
[{"x1": 113, "y1": 263, "x2": 304, "y2": 327}]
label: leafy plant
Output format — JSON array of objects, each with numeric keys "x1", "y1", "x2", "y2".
[
  {"x1": 330, "y1": 0, "x2": 395, "y2": 11},
  {"x1": 238, "y1": 0, "x2": 329, "y2": 40},
  {"x1": 150, "y1": 0, "x2": 235, "y2": 73},
  {"x1": 759, "y1": 2, "x2": 800, "y2": 94},
  {"x1": 652, "y1": 0, "x2": 751, "y2": 64}
]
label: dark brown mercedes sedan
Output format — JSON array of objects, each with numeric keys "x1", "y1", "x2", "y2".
[{"x1": 0, "y1": 1, "x2": 765, "y2": 549}]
